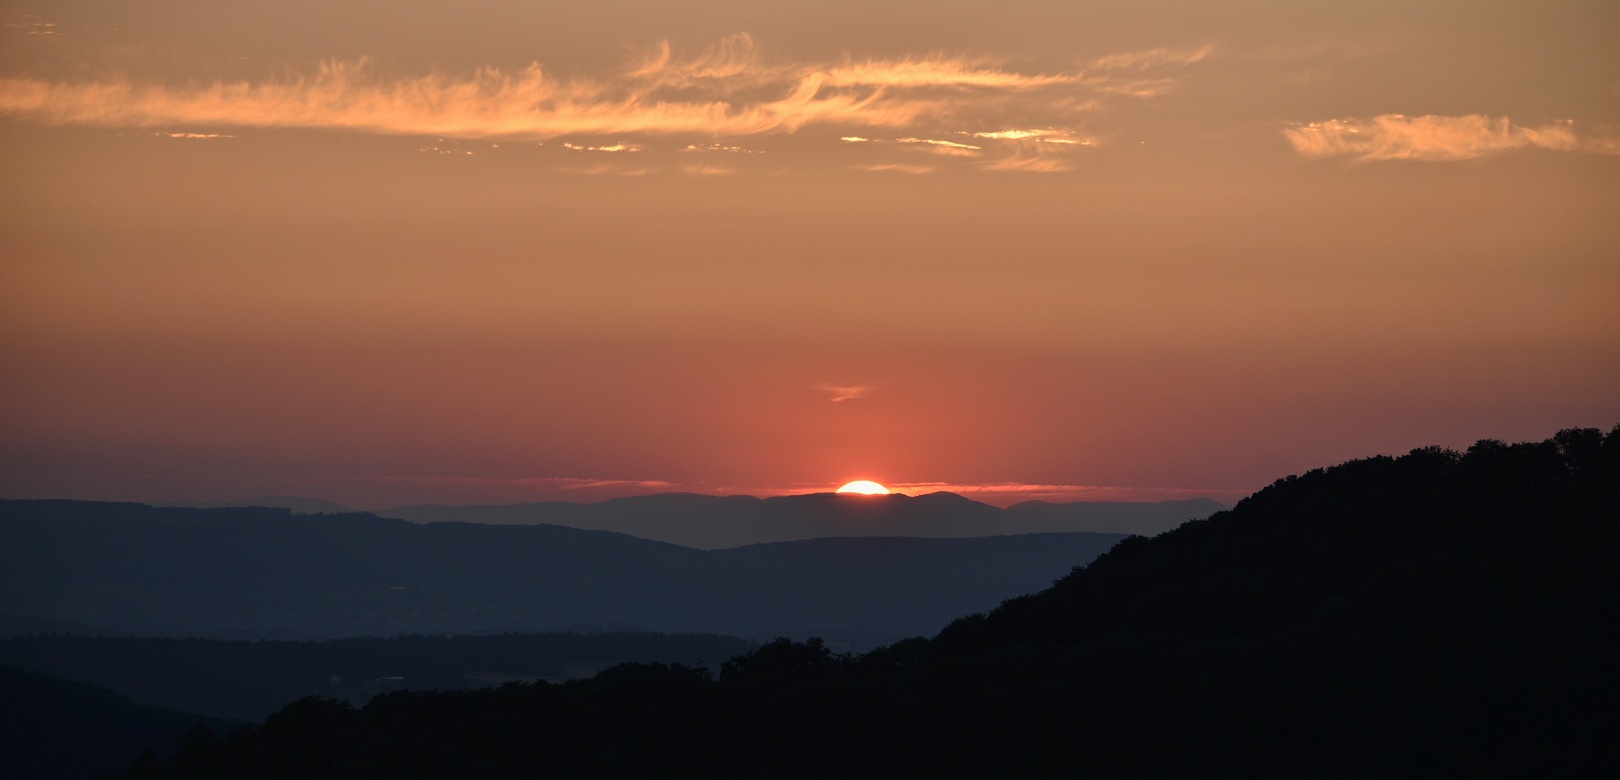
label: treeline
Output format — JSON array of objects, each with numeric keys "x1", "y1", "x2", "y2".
[
  {"x1": 117, "y1": 426, "x2": 1620, "y2": 778},
  {"x1": 0, "y1": 631, "x2": 754, "y2": 722}
]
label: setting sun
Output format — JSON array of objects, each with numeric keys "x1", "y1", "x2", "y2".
[{"x1": 836, "y1": 480, "x2": 891, "y2": 495}]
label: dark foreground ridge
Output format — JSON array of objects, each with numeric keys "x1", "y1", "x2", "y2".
[
  {"x1": 0, "y1": 664, "x2": 240, "y2": 780},
  {"x1": 112, "y1": 426, "x2": 1619, "y2": 778}
]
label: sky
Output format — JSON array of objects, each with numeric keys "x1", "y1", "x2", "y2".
[{"x1": 2, "y1": 0, "x2": 1617, "y2": 508}]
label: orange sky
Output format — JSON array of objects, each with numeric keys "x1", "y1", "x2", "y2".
[{"x1": 2, "y1": 1, "x2": 1617, "y2": 508}]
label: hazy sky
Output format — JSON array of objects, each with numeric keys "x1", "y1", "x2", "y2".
[{"x1": 3, "y1": 1, "x2": 1617, "y2": 507}]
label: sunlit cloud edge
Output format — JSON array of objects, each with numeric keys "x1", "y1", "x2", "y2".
[
  {"x1": 1284, "y1": 114, "x2": 1619, "y2": 161},
  {"x1": 0, "y1": 34, "x2": 1206, "y2": 146}
]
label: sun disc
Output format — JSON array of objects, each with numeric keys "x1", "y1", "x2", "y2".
[{"x1": 836, "y1": 480, "x2": 891, "y2": 495}]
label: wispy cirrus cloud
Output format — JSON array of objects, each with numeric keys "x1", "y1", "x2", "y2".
[
  {"x1": 978, "y1": 151, "x2": 1072, "y2": 173},
  {"x1": 682, "y1": 142, "x2": 759, "y2": 154},
  {"x1": 896, "y1": 137, "x2": 982, "y2": 157},
  {"x1": 841, "y1": 128, "x2": 1095, "y2": 171},
  {"x1": 7, "y1": 19, "x2": 63, "y2": 37},
  {"x1": 1088, "y1": 45, "x2": 1214, "y2": 72},
  {"x1": 969, "y1": 128, "x2": 1082, "y2": 142},
  {"x1": 0, "y1": 33, "x2": 1204, "y2": 152},
  {"x1": 819, "y1": 59, "x2": 1078, "y2": 90},
  {"x1": 563, "y1": 141, "x2": 642, "y2": 153},
  {"x1": 816, "y1": 383, "x2": 876, "y2": 402},
  {"x1": 0, "y1": 56, "x2": 911, "y2": 139},
  {"x1": 970, "y1": 128, "x2": 1097, "y2": 172},
  {"x1": 625, "y1": 33, "x2": 776, "y2": 87},
  {"x1": 558, "y1": 163, "x2": 656, "y2": 176},
  {"x1": 850, "y1": 163, "x2": 935, "y2": 174},
  {"x1": 1284, "y1": 114, "x2": 1615, "y2": 161},
  {"x1": 1080, "y1": 45, "x2": 1214, "y2": 98},
  {"x1": 679, "y1": 162, "x2": 735, "y2": 176}
]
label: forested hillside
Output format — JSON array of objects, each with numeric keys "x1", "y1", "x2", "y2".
[{"x1": 120, "y1": 427, "x2": 1619, "y2": 778}]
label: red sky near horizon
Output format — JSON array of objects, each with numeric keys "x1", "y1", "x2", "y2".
[{"x1": 2, "y1": 1, "x2": 1617, "y2": 509}]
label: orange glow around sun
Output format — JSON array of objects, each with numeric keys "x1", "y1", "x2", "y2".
[{"x1": 836, "y1": 480, "x2": 891, "y2": 495}]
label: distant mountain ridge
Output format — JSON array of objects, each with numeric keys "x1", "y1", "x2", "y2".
[
  {"x1": 0, "y1": 500, "x2": 1125, "y2": 646},
  {"x1": 378, "y1": 492, "x2": 1223, "y2": 548},
  {"x1": 0, "y1": 632, "x2": 757, "y2": 722},
  {"x1": 112, "y1": 425, "x2": 1620, "y2": 778},
  {"x1": 157, "y1": 495, "x2": 355, "y2": 515}
]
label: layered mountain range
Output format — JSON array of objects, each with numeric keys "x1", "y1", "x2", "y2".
[
  {"x1": 381, "y1": 492, "x2": 1221, "y2": 547},
  {"x1": 3, "y1": 426, "x2": 1614, "y2": 778},
  {"x1": 0, "y1": 498, "x2": 1134, "y2": 644},
  {"x1": 173, "y1": 492, "x2": 1223, "y2": 548},
  {"x1": 104, "y1": 425, "x2": 1620, "y2": 778}
]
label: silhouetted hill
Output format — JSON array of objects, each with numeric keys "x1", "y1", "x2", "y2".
[
  {"x1": 917, "y1": 427, "x2": 1620, "y2": 774},
  {"x1": 0, "y1": 632, "x2": 754, "y2": 722},
  {"x1": 379, "y1": 491, "x2": 1220, "y2": 547},
  {"x1": 0, "y1": 501, "x2": 1122, "y2": 645},
  {"x1": 117, "y1": 426, "x2": 1619, "y2": 778},
  {"x1": 938, "y1": 429, "x2": 1618, "y2": 654},
  {"x1": 0, "y1": 664, "x2": 239, "y2": 780}
]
